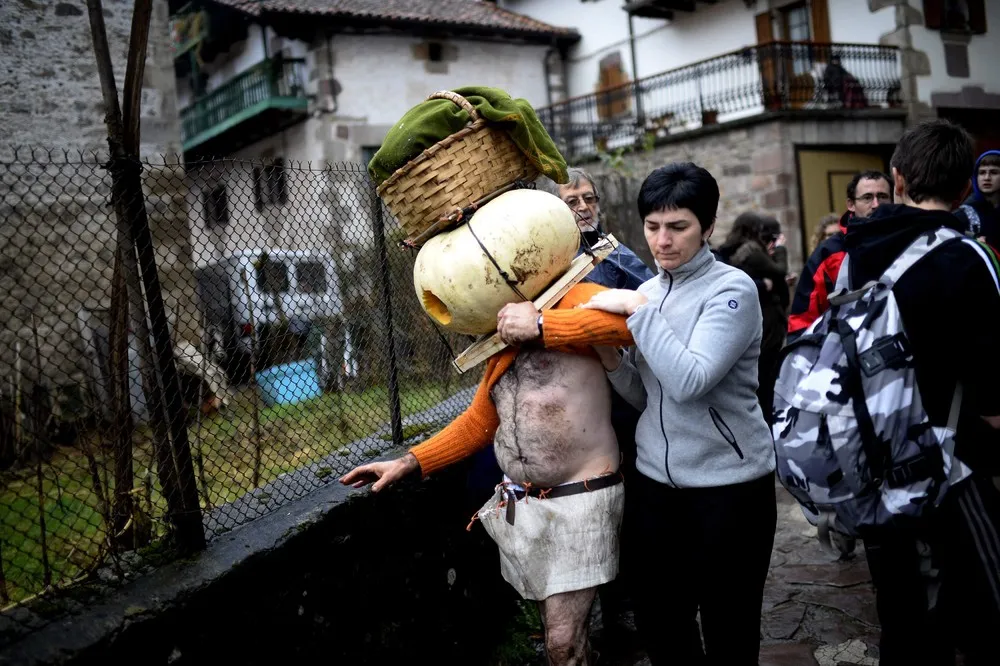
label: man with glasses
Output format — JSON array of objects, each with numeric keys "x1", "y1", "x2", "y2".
[
  {"x1": 787, "y1": 170, "x2": 892, "y2": 342},
  {"x1": 543, "y1": 168, "x2": 654, "y2": 646},
  {"x1": 545, "y1": 167, "x2": 654, "y2": 291}
]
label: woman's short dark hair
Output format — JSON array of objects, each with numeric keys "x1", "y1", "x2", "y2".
[
  {"x1": 637, "y1": 162, "x2": 719, "y2": 231},
  {"x1": 890, "y1": 119, "x2": 974, "y2": 204}
]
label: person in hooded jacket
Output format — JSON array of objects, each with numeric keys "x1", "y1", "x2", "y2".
[
  {"x1": 841, "y1": 120, "x2": 1000, "y2": 666},
  {"x1": 717, "y1": 212, "x2": 789, "y2": 426},
  {"x1": 954, "y1": 149, "x2": 1000, "y2": 247}
]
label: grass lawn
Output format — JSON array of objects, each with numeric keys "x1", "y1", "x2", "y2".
[{"x1": 0, "y1": 379, "x2": 471, "y2": 607}]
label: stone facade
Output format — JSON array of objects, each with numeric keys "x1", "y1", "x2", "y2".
[
  {"x1": 873, "y1": 0, "x2": 936, "y2": 125},
  {"x1": 586, "y1": 113, "x2": 907, "y2": 273},
  {"x1": 1, "y1": 0, "x2": 181, "y2": 155},
  {"x1": 0, "y1": 0, "x2": 198, "y2": 398}
]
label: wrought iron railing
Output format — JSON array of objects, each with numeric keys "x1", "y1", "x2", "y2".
[
  {"x1": 536, "y1": 42, "x2": 902, "y2": 161},
  {"x1": 180, "y1": 56, "x2": 307, "y2": 149}
]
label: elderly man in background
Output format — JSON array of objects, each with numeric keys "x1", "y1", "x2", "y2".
[
  {"x1": 537, "y1": 167, "x2": 653, "y2": 645},
  {"x1": 538, "y1": 167, "x2": 653, "y2": 291}
]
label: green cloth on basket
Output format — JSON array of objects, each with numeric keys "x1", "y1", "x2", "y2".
[{"x1": 368, "y1": 85, "x2": 568, "y2": 187}]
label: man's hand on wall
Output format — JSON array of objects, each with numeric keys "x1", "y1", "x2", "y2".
[
  {"x1": 340, "y1": 453, "x2": 421, "y2": 492},
  {"x1": 497, "y1": 301, "x2": 542, "y2": 345}
]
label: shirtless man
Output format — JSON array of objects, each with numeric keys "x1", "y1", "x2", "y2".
[{"x1": 341, "y1": 283, "x2": 631, "y2": 666}]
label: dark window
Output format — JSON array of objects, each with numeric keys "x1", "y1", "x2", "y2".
[
  {"x1": 924, "y1": 0, "x2": 987, "y2": 34},
  {"x1": 295, "y1": 261, "x2": 327, "y2": 294},
  {"x1": 204, "y1": 183, "x2": 229, "y2": 229},
  {"x1": 254, "y1": 157, "x2": 288, "y2": 209},
  {"x1": 783, "y1": 3, "x2": 811, "y2": 41},
  {"x1": 428, "y1": 42, "x2": 443, "y2": 62},
  {"x1": 256, "y1": 257, "x2": 289, "y2": 294},
  {"x1": 778, "y1": 2, "x2": 813, "y2": 75}
]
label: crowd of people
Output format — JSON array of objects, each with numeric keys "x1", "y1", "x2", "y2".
[{"x1": 341, "y1": 119, "x2": 1000, "y2": 666}]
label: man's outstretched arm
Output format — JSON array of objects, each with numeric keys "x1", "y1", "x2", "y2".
[{"x1": 340, "y1": 352, "x2": 511, "y2": 491}]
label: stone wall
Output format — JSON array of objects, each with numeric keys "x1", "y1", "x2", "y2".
[
  {"x1": 584, "y1": 113, "x2": 906, "y2": 273},
  {"x1": 0, "y1": 160, "x2": 198, "y2": 394},
  {"x1": 1, "y1": 463, "x2": 530, "y2": 666},
  {"x1": 0, "y1": 1, "x2": 199, "y2": 401},
  {"x1": 0, "y1": 0, "x2": 180, "y2": 155}
]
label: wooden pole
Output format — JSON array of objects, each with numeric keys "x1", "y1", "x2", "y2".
[
  {"x1": 85, "y1": 0, "x2": 204, "y2": 551},
  {"x1": 121, "y1": 1, "x2": 204, "y2": 548},
  {"x1": 29, "y1": 316, "x2": 51, "y2": 588},
  {"x1": 108, "y1": 247, "x2": 135, "y2": 549}
]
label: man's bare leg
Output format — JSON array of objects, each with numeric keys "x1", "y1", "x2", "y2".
[{"x1": 538, "y1": 587, "x2": 598, "y2": 666}]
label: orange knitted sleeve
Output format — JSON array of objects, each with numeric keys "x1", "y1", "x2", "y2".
[
  {"x1": 542, "y1": 283, "x2": 634, "y2": 348},
  {"x1": 408, "y1": 351, "x2": 515, "y2": 477}
]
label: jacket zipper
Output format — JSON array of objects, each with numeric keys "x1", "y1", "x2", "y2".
[
  {"x1": 657, "y1": 273, "x2": 676, "y2": 486},
  {"x1": 709, "y1": 406, "x2": 744, "y2": 460}
]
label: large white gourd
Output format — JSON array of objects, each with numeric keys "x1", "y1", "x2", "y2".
[{"x1": 413, "y1": 189, "x2": 579, "y2": 335}]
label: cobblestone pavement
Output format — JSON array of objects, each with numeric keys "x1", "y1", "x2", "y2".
[{"x1": 590, "y1": 483, "x2": 882, "y2": 666}]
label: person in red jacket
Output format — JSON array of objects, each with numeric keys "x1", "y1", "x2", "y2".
[{"x1": 787, "y1": 170, "x2": 892, "y2": 341}]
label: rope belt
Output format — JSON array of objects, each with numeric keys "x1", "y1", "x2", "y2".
[{"x1": 502, "y1": 471, "x2": 624, "y2": 525}]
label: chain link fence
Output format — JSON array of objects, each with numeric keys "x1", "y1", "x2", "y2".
[{"x1": 0, "y1": 149, "x2": 479, "y2": 637}]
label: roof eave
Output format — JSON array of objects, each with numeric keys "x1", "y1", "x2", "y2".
[{"x1": 253, "y1": 9, "x2": 580, "y2": 47}]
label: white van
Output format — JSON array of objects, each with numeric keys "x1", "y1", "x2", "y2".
[{"x1": 195, "y1": 249, "x2": 349, "y2": 383}]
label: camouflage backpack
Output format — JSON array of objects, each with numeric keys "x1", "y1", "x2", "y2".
[{"x1": 772, "y1": 227, "x2": 972, "y2": 551}]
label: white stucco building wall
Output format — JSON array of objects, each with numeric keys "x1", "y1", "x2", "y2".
[
  {"x1": 907, "y1": 0, "x2": 1000, "y2": 106},
  {"x1": 827, "y1": 0, "x2": 896, "y2": 46},
  {"x1": 180, "y1": 24, "x2": 553, "y2": 274},
  {"x1": 505, "y1": 0, "x2": 904, "y2": 104},
  {"x1": 187, "y1": 118, "x2": 332, "y2": 268},
  {"x1": 503, "y1": 0, "x2": 761, "y2": 99},
  {"x1": 331, "y1": 34, "x2": 550, "y2": 123}
]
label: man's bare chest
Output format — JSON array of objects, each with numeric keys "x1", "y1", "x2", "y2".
[{"x1": 491, "y1": 349, "x2": 570, "y2": 406}]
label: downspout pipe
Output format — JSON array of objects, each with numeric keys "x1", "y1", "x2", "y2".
[
  {"x1": 326, "y1": 31, "x2": 339, "y2": 113},
  {"x1": 628, "y1": 12, "x2": 645, "y2": 132},
  {"x1": 544, "y1": 45, "x2": 555, "y2": 108}
]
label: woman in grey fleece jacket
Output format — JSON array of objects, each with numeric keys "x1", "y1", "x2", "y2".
[{"x1": 583, "y1": 163, "x2": 777, "y2": 666}]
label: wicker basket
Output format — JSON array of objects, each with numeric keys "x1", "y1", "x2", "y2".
[{"x1": 376, "y1": 90, "x2": 540, "y2": 242}]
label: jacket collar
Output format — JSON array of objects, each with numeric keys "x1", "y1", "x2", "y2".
[{"x1": 657, "y1": 242, "x2": 715, "y2": 286}]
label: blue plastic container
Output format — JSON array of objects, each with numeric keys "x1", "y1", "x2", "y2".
[{"x1": 255, "y1": 359, "x2": 323, "y2": 406}]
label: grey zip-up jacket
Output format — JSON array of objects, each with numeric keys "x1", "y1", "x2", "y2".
[{"x1": 608, "y1": 243, "x2": 776, "y2": 488}]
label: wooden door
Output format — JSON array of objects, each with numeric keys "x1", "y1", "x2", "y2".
[
  {"x1": 757, "y1": 0, "x2": 832, "y2": 110},
  {"x1": 797, "y1": 149, "x2": 886, "y2": 256}
]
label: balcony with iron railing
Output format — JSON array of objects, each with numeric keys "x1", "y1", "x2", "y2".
[
  {"x1": 536, "y1": 42, "x2": 903, "y2": 162},
  {"x1": 180, "y1": 55, "x2": 309, "y2": 156}
]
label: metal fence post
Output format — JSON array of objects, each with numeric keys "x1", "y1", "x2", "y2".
[{"x1": 371, "y1": 187, "x2": 404, "y2": 447}]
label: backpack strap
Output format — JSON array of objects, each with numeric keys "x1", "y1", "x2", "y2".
[
  {"x1": 829, "y1": 227, "x2": 963, "y2": 305},
  {"x1": 880, "y1": 227, "x2": 963, "y2": 288},
  {"x1": 829, "y1": 254, "x2": 877, "y2": 305},
  {"x1": 834, "y1": 318, "x2": 885, "y2": 482},
  {"x1": 948, "y1": 383, "x2": 963, "y2": 432}
]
